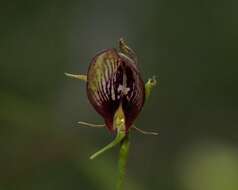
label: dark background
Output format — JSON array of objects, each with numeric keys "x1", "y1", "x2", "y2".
[{"x1": 1, "y1": 0, "x2": 238, "y2": 189}]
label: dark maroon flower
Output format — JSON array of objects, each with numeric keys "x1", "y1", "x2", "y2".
[
  {"x1": 86, "y1": 42, "x2": 145, "y2": 133},
  {"x1": 65, "y1": 39, "x2": 158, "y2": 161}
]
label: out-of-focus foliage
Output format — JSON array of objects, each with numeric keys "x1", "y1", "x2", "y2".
[{"x1": 1, "y1": 0, "x2": 238, "y2": 189}]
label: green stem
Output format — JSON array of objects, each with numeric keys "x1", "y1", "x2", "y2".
[{"x1": 116, "y1": 135, "x2": 130, "y2": 190}]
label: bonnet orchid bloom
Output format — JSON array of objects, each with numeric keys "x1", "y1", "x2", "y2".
[
  {"x1": 65, "y1": 38, "x2": 158, "y2": 189},
  {"x1": 65, "y1": 38, "x2": 157, "y2": 159}
]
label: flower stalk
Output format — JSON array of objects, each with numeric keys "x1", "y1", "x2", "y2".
[{"x1": 116, "y1": 135, "x2": 130, "y2": 190}]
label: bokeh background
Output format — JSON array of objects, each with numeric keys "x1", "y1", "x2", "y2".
[{"x1": 1, "y1": 0, "x2": 238, "y2": 189}]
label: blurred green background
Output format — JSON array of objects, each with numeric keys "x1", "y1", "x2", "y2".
[{"x1": 1, "y1": 0, "x2": 238, "y2": 189}]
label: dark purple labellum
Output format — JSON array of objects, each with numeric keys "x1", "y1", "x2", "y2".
[{"x1": 87, "y1": 48, "x2": 145, "y2": 133}]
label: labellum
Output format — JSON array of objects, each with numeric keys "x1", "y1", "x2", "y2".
[{"x1": 87, "y1": 42, "x2": 145, "y2": 134}]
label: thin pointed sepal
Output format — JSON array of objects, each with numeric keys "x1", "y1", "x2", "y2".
[
  {"x1": 89, "y1": 130, "x2": 126, "y2": 160},
  {"x1": 64, "y1": 73, "x2": 87, "y2": 81},
  {"x1": 132, "y1": 126, "x2": 159, "y2": 135},
  {"x1": 77, "y1": 121, "x2": 105, "y2": 128}
]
